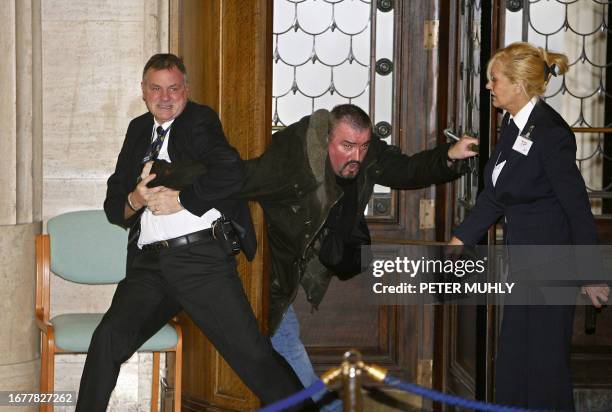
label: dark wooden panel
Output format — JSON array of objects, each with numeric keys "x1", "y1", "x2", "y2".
[
  {"x1": 571, "y1": 353, "x2": 612, "y2": 389},
  {"x1": 295, "y1": 281, "x2": 381, "y2": 349},
  {"x1": 454, "y1": 305, "x2": 477, "y2": 378},
  {"x1": 172, "y1": 0, "x2": 220, "y2": 111},
  {"x1": 295, "y1": 288, "x2": 422, "y2": 382},
  {"x1": 573, "y1": 305, "x2": 612, "y2": 348},
  {"x1": 572, "y1": 304, "x2": 612, "y2": 389},
  {"x1": 595, "y1": 217, "x2": 612, "y2": 244}
]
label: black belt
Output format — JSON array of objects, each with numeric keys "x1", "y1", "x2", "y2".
[{"x1": 141, "y1": 228, "x2": 213, "y2": 252}]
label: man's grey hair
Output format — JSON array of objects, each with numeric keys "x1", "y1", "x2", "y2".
[
  {"x1": 142, "y1": 53, "x2": 188, "y2": 83},
  {"x1": 329, "y1": 104, "x2": 372, "y2": 138}
]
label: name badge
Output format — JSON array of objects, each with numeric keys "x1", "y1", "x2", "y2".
[{"x1": 512, "y1": 136, "x2": 532, "y2": 156}]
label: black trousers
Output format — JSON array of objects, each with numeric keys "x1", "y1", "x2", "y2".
[{"x1": 76, "y1": 237, "x2": 312, "y2": 411}]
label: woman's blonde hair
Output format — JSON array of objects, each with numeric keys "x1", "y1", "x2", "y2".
[{"x1": 487, "y1": 42, "x2": 569, "y2": 98}]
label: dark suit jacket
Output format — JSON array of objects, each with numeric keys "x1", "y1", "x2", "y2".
[
  {"x1": 104, "y1": 100, "x2": 256, "y2": 260},
  {"x1": 454, "y1": 99, "x2": 597, "y2": 247}
]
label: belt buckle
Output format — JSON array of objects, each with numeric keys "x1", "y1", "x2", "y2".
[{"x1": 161, "y1": 240, "x2": 169, "y2": 248}]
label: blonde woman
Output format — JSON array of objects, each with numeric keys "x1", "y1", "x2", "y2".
[{"x1": 450, "y1": 42, "x2": 609, "y2": 409}]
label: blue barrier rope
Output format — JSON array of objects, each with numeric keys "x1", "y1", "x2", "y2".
[
  {"x1": 255, "y1": 372, "x2": 575, "y2": 412},
  {"x1": 256, "y1": 380, "x2": 326, "y2": 412},
  {"x1": 384, "y1": 375, "x2": 559, "y2": 412}
]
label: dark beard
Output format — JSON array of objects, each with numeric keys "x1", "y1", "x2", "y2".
[{"x1": 339, "y1": 160, "x2": 361, "y2": 178}]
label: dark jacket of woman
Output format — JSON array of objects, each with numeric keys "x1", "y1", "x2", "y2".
[{"x1": 454, "y1": 99, "x2": 597, "y2": 247}]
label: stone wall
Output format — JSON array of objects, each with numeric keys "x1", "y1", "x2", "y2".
[
  {"x1": 42, "y1": 1, "x2": 169, "y2": 410},
  {"x1": 0, "y1": 1, "x2": 169, "y2": 411},
  {"x1": 0, "y1": 1, "x2": 43, "y2": 411}
]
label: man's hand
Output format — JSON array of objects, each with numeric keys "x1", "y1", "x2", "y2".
[
  {"x1": 130, "y1": 161, "x2": 163, "y2": 209},
  {"x1": 124, "y1": 161, "x2": 164, "y2": 218},
  {"x1": 448, "y1": 136, "x2": 479, "y2": 160},
  {"x1": 147, "y1": 188, "x2": 183, "y2": 216},
  {"x1": 582, "y1": 284, "x2": 610, "y2": 308}
]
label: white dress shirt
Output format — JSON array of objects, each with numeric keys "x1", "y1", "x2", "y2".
[{"x1": 138, "y1": 119, "x2": 221, "y2": 247}]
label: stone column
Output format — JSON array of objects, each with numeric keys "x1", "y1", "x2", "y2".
[{"x1": 0, "y1": 0, "x2": 43, "y2": 409}]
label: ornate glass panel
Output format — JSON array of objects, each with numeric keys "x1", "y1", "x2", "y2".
[
  {"x1": 505, "y1": 0, "x2": 612, "y2": 214},
  {"x1": 453, "y1": 0, "x2": 483, "y2": 225},
  {"x1": 272, "y1": 0, "x2": 396, "y2": 217}
]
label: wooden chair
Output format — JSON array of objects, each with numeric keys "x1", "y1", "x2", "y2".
[{"x1": 35, "y1": 210, "x2": 182, "y2": 411}]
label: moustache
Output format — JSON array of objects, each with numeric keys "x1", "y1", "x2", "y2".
[{"x1": 340, "y1": 160, "x2": 361, "y2": 172}]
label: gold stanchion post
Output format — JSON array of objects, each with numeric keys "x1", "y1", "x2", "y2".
[
  {"x1": 320, "y1": 349, "x2": 389, "y2": 412},
  {"x1": 341, "y1": 350, "x2": 363, "y2": 412}
]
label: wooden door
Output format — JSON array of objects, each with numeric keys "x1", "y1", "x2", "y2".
[
  {"x1": 290, "y1": 1, "x2": 490, "y2": 410},
  {"x1": 169, "y1": 1, "x2": 272, "y2": 410},
  {"x1": 433, "y1": 0, "x2": 503, "y2": 409}
]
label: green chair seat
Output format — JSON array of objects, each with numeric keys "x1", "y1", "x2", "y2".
[{"x1": 51, "y1": 313, "x2": 179, "y2": 352}]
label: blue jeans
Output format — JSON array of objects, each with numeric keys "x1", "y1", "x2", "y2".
[{"x1": 271, "y1": 305, "x2": 342, "y2": 412}]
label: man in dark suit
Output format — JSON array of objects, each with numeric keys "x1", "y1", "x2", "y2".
[{"x1": 75, "y1": 54, "x2": 311, "y2": 411}]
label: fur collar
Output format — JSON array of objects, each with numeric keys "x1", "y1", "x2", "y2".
[{"x1": 305, "y1": 109, "x2": 331, "y2": 184}]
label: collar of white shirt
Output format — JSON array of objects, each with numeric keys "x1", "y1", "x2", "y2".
[
  {"x1": 509, "y1": 96, "x2": 538, "y2": 134},
  {"x1": 154, "y1": 119, "x2": 175, "y2": 136}
]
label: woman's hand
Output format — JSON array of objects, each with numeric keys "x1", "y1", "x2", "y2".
[
  {"x1": 445, "y1": 236, "x2": 465, "y2": 259},
  {"x1": 582, "y1": 284, "x2": 610, "y2": 308},
  {"x1": 448, "y1": 236, "x2": 464, "y2": 246}
]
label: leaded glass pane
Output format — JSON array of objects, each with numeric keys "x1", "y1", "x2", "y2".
[
  {"x1": 505, "y1": 0, "x2": 611, "y2": 213},
  {"x1": 273, "y1": 0, "x2": 395, "y2": 218}
]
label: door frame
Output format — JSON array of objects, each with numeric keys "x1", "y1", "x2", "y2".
[{"x1": 433, "y1": 0, "x2": 504, "y2": 408}]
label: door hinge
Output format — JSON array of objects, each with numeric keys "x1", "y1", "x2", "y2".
[
  {"x1": 424, "y1": 20, "x2": 439, "y2": 50},
  {"x1": 417, "y1": 358, "x2": 433, "y2": 386},
  {"x1": 419, "y1": 199, "x2": 435, "y2": 230}
]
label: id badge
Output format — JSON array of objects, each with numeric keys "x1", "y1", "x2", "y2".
[{"x1": 512, "y1": 136, "x2": 532, "y2": 156}]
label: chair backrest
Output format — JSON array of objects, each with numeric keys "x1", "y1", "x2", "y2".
[{"x1": 47, "y1": 210, "x2": 128, "y2": 284}]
